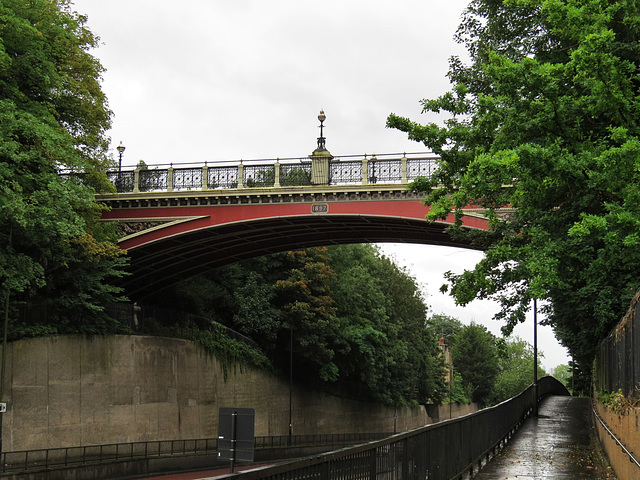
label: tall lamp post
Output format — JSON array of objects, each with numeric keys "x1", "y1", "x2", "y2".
[
  {"x1": 117, "y1": 141, "x2": 126, "y2": 172},
  {"x1": 0, "y1": 225, "x2": 12, "y2": 455},
  {"x1": 288, "y1": 323, "x2": 293, "y2": 443},
  {"x1": 533, "y1": 298, "x2": 538, "y2": 417},
  {"x1": 317, "y1": 110, "x2": 326, "y2": 151}
]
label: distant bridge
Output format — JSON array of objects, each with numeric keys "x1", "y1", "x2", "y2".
[{"x1": 98, "y1": 152, "x2": 503, "y2": 299}]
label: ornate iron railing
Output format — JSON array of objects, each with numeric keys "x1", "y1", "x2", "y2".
[{"x1": 101, "y1": 153, "x2": 439, "y2": 194}]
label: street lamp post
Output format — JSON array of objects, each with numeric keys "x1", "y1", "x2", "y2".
[
  {"x1": 533, "y1": 298, "x2": 539, "y2": 417},
  {"x1": 317, "y1": 110, "x2": 326, "y2": 151},
  {"x1": 117, "y1": 141, "x2": 126, "y2": 172},
  {"x1": 0, "y1": 225, "x2": 12, "y2": 455},
  {"x1": 310, "y1": 111, "x2": 332, "y2": 185},
  {"x1": 289, "y1": 323, "x2": 293, "y2": 443}
]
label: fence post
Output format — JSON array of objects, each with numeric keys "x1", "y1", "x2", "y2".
[
  {"x1": 167, "y1": 166, "x2": 174, "y2": 192},
  {"x1": 401, "y1": 155, "x2": 408, "y2": 184},
  {"x1": 133, "y1": 168, "x2": 140, "y2": 193},
  {"x1": 401, "y1": 437, "x2": 409, "y2": 480},
  {"x1": 320, "y1": 460, "x2": 330, "y2": 480},
  {"x1": 238, "y1": 163, "x2": 245, "y2": 189},
  {"x1": 369, "y1": 448, "x2": 377, "y2": 480},
  {"x1": 202, "y1": 164, "x2": 209, "y2": 190},
  {"x1": 362, "y1": 156, "x2": 369, "y2": 185}
]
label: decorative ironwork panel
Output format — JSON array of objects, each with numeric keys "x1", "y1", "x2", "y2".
[
  {"x1": 107, "y1": 171, "x2": 135, "y2": 193},
  {"x1": 279, "y1": 163, "x2": 312, "y2": 186},
  {"x1": 116, "y1": 221, "x2": 168, "y2": 238},
  {"x1": 139, "y1": 169, "x2": 168, "y2": 192},
  {"x1": 330, "y1": 161, "x2": 362, "y2": 184},
  {"x1": 407, "y1": 157, "x2": 438, "y2": 181},
  {"x1": 368, "y1": 159, "x2": 402, "y2": 183},
  {"x1": 244, "y1": 164, "x2": 275, "y2": 188},
  {"x1": 208, "y1": 166, "x2": 239, "y2": 189},
  {"x1": 59, "y1": 171, "x2": 87, "y2": 185},
  {"x1": 172, "y1": 168, "x2": 203, "y2": 190}
]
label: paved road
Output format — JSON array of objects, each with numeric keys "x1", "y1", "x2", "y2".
[
  {"x1": 475, "y1": 395, "x2": 615, "y2": 479},
  {"x1": 139, "y1": 464, "x2": 264, "y2": 480}
]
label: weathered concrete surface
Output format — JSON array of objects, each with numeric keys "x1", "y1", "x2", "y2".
[
  {"x1": 0, "y1": 335, "x2": 478, "y2": 452},
  {"x1": 475, "y1": 396, "x2": 615, "y2": 479},
  {"x1": 595, "y1": 401, "x2": 640, "y2": 480}
]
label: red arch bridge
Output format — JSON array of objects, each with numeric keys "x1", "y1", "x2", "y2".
[{"x1": 97, "y1": 152, "x2": 505, "y2": 299}]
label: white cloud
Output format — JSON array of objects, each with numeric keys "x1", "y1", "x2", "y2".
[{"x1": 73, "y1": 0, "x2": 468, "y2": 163}]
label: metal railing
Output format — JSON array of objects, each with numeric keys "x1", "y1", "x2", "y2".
[
  {"x1": 0, "y1": 433, "x2": 389, "y2": 474},
  {"x1": 0, "y1": 379, "x2": 567, "y2": 478},
  {"x1": 101, "y1": 152, "x2": 439, "y2": 194},
  {"x1": 0, "y1": 438, "x2": 216, "y2": 474},
  {"x1": 596, "y1": 289, "x2": 640, "y2": 397},
  {"x1": 218, "y1": 376, "x2": 568, "y2": 480},
  {"x1": 592, "y1": 403, "x2": 640, "y2": 469}
]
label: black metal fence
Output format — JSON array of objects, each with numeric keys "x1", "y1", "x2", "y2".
[
  {"x1": 0, "y1": 433, "x2": 389, "y2": 475},
  {"x1": 596, "y1": 290, "x2": 640, "y2": 397},
  {"x1": 219, "y1": 376, "x2": 568, "y2": 480}
]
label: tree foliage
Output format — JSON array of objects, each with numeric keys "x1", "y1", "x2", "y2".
[
  {"x1": 450, "y1": 323, "x2": 499, "y2": 405},
  {"x1": 387, "y1": 0, "x2": 640, "y2": 372},
  {"x1": 553, "y1": 363, "x2": 573, "y2": 393},
  {"x1": 0, "y1": 0, "x2": 128, "y2": 334},
  {"x1": 491, "y1": 336, "x2": 545, "y2": 404},
  {"x1": 146, "y1": 245, "x2": 449, "y2": 406},
  {"x1": 426, "y1": 314, "x2": 464, "y2": 348}
]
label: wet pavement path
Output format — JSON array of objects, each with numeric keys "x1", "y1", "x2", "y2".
[{"x1": 474, "y1": 395, "x2": 614, "y2": 479}]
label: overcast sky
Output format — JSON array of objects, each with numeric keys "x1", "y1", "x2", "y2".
[{"x1": 70, "y1": 0, "x2": 570, "y2": 371}]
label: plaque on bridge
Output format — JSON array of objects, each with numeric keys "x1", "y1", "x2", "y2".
[
  {"x1": 311, "y1": 203, "x2": 329, "y2": 214},
  {"x1": 217, "y1": 407, "x2": 255, "y2": 468}
]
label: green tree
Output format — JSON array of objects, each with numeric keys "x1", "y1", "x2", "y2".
[
  {"x1": 328, "y1": 244, "x2": 448, "y2": 405},
  {"x1": 145, "y1": 244, "x2": 449, "y2": 406},
  {"x1": 449, "y1": 371, "x2": 472, "y2": 404},
  {"x1": 375, "y1": 251, "x2": 448, "y2": 404},
  {"x1": 328, "y1": 245, "x2": 406, "y2": 403},
  {"x1": 426, "y1": 314, "x2": 464, "y2": 348},
  {"x1": 273, "y1": 248, "x2": 340, "y2": 382},
  {"x1": 387, "y1": 0, "x2": 640, "y2": 374},
  {"x1": 553, "y1": 363, "x2": 573, "y2": 393},
  {"x1": 491, "y1": 337, "x2": 545, "y2": 404},
  {"x1": 450, "y1": 323, "x2": 498, "y2": 405},
  {"x1": 0, "y1": 0, "x2": 128, "y2": 334}
]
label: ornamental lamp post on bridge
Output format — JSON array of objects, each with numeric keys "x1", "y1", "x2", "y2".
[
  {"x1": 116, "y1": 142, "x2": 126, "y2": 192},
  {"x1": 117, "y1": 141, "x2": 126, "y2": 172},
  {"x1": 309, "y1": 110, "x2": 332, "y2": 185}
]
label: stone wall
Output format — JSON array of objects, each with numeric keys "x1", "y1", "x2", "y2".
[{"x1": 0, "y1": 335, "x2": 476, "y2": 452}]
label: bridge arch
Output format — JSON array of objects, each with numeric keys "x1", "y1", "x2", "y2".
[{"x1": 98, "y1": 154, "x2": 495, "y2": 300}]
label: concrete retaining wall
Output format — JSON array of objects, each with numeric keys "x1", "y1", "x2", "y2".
[
  {"x1": 0, "y1": 335, "x2": 476, "y2": 452},
  {"x1": 594, "y1": 402, "x2": 640, "y2": 480}
]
